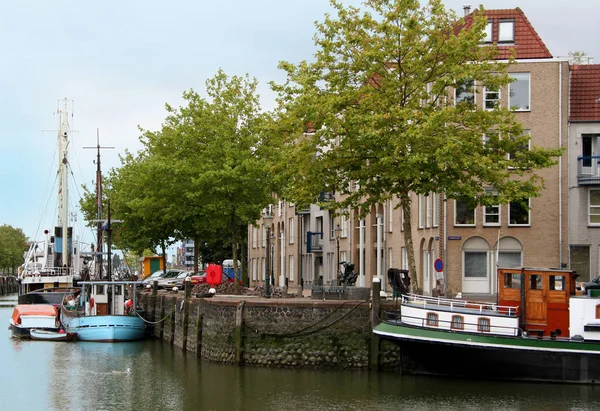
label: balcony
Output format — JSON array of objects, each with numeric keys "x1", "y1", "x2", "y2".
[
  {"x1": 306, "y1": 231, "x2": 323, "y2": 253},
  {"x1": 577, "y1": 156, "x2": 600, "y2": 185}
]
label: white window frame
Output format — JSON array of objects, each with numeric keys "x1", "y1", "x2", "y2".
[
  {"x1": 432, "y1": 192, "x2": 439, "y2": 227},
  {"x1": 341, "y1": 213, "x2": 348, "y2": 238},
  {"x1": 388, "y1": 200, "x2": 393, "y2": 232},
  {"x1": 418, "y1": 194, "x2": 425, "y2": 228},
  {"x1": 508, "y1": 129, "x2": 531, "y2": 163},
  {"x1": 590, "y1": 190, "x2": 600, "y2": 226},
  {"x1": 509, "y1": 73, "x2": 530, "y2": 111},
  {"x1": 289, "y1": 217, "x2": 295, "y2": 244},
  {"x1": 401, "y1": 247, "x2": 408, "y2": 270},
  {"x1": 484, "y1": 204, "x2": 501, "y2": 226},
  {"x1": 454, "y1": 199, "x2": 476, "y2": 226},
  {"x1": 484, "y1": 85, "x2": 500, "y2": 110},
  {"x1": 289, "y1": 255, "x2": 295, "y2": 281},
  {"x1": 498, "y1": 19, "x2": 515, "y2": 43},
  {"x1": 509, "y1": 198, "x2": 531, "y2": 226},
  {"x1": 484, "y1": 20, "x2": 493, "y2": 43},
  {"x1": 426, "y1": 194, "x2": 432, "y2": 228}
]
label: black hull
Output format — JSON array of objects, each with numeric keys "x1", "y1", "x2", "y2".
[
  {"x1": 393, "y1": 337, "x2": 600, "y2": 384},
  {"x1": 10, "y1": 324, "x2": 32, "y2": 339}
]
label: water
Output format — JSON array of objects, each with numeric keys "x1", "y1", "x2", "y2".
[{"x1": 2, "y1": 293, "x2": 600, "y2": 410}]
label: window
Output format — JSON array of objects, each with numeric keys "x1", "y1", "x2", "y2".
[
  {"x1": 451, "y1": 315, "x2": 464, "y2": 330},
  {"x1": 289, "y1": 255, "x2": 295, "y2": 281},
  {"x1": 484, "y1": 20, "x2": 493, "y2": 43},
  {"x1": 418, "y1": 194, "x2": 425, "y2": 228},
  {"x1": 549, "y1": 275, "x2": 565, "y2": 291},
  {"x1": 341, "y1": 213, "x2": 348, "y2": 237},
  {"x1": 426, "y1": 194, "x2": 432, "y2": 228},
  {"x1": 590, "y1": 190, "x2": 600, "y2": 225},
  {"x1": 426, "y1": 312, "x2": 439, "y2": 327},
  {"x1": 508, "y1": 130, "x2": 531, "y2": 163},
  {"x1": 499, "y1": 251, "x2": 522, "y2": 268},
  {"x1": 95, "y1": 285, "x2": 105, "y2": 295},
  {"x1": 289, "y1": 218, "x2": 295, "y2": 244},
  {"x1": 529, "y1": 274, "x2": 543, "y2": 290},
  {"x1": 509, "y1": 199, "x2": 530, "y2": 226},
  {"x1": 388, "y1": 200, "x2": 394, "y2": 232},
  {"x1": 464, "y1": 251, "x2": 487, "y2": 278},
  {"x1": 484, "y1": 85, "x2": 500, "y2": 110},
  {"x1": 455, "y1": 79, "x2": 475, "y2": 105},
  {"x1": 509, "y1": 73, "x2": 530, "y2": 111},
  {"x1": 478, "y1": 317, "x2": 491, "y2": 332},
  {"x1": 455, "y1": 199, "x2": 475, "y2": 225},
  {"x1": 484, "y1": 204, "x2": 500, "y2": 226},
  {"x1": 504, "y1": 273, "x2": 521, "y2": 289},
  {"x1": 596, "y1": 305, "x2": 600, "y2": 320},
  {"x1": 432, "y1": 193, "x2": 439, "y2": 227},
  {"x1": 498, "y1": 20, "x2": 515, "y2": 42}
]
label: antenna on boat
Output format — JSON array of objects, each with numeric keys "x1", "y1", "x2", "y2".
[{"x1": 84, "y1": 129, "x2": 114, "y2": 280}]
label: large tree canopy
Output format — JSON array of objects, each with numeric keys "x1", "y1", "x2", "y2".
[{"x1": 271, "y1": 0, "x2": 562, "y2": 292}]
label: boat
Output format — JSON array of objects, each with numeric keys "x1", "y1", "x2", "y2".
[
  {"x1": 374, "y1": 266, "x2": 600, "y2": 384},
  {"x1": 60, "y1": 280, "x2": 146, "y2": 342},
  {"x1": 30, "y1": 328, "x2": 78, "y2": 341},
  {"x1": 8, "y1": 304, "x2": 61, "y2": 338},
  {"x1": 17, "y1": 99, "x2": 92, "y2": 302}
]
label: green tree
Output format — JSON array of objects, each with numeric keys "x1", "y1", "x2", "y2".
[
  {"x1": 0, "y1": 225, "x2": 28, "y2": 274},
  {"x1": 271, "y1": 0, "x2": 561, "y2": 292}
]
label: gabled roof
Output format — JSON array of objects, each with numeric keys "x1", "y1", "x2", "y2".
[
  {"x1": 570, "y1": 64, "x2": 600, "y2": 122},
  {"x1": 464, "y1": 8, "x2": 552, "y2": 60}
]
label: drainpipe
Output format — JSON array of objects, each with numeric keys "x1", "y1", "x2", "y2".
[
  {"x1": 443, "y1": 195, "x2": 448, "y2": 296},
  {"x1": 558, "y1": 62, "x2": 564, "y2": 267}
]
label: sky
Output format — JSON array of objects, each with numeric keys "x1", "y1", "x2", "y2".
[{"x1": 1, "y1": 0, "x2": 598, "y2": 251}]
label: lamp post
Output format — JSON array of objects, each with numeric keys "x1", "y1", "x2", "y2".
[
  {"x1": 264, "y1": 213, "x2": 273, "y2": 298},
  {"x1": 334, "y1": 224, "x2": 342, "y2": 285}
]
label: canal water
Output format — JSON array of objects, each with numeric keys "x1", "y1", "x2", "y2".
[{"x1": 2, "y1": 294, "x2": 600, "y2": 411}]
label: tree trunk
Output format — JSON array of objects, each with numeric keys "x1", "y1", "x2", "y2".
[{"x1": 401, "y1": 196, "x2": 420, "y2": 294}]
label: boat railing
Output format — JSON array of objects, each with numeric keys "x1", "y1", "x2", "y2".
[
  {"x1": 401, "y1": 293, "x2": 519, "y2": 317},
  {"x1": 21, "y1": 266, "x2": 74, "y2": 278}
]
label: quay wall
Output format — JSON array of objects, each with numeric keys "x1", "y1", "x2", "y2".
[
  {"x1": 0, "y1": 276, "x2": 18, "y2": 295},
  {"x1": 139, "y1": 291, "x2": 402, "y2": 370}
]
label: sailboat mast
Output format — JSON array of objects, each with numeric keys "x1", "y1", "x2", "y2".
[
  {"x1": 95, "y1": 130, "x2": 103, "y2": 279},
  {"x1": 57, "y1": 98, "x2": 70, "y2": 267}
]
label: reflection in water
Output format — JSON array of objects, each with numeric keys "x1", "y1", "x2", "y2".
[{"x1": 2, "y1": 303, "x2": 600, "y2": 410}]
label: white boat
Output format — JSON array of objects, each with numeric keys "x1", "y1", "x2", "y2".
[
  {"x1": 30, "y1": 328, "x2": 77, "y2": 341},
  {"x1": 17, "y1": 99, "x2": 92, "y2": 301},
  {"x1": 8, "y1": 304, "x2": 60, "y2": 338}
]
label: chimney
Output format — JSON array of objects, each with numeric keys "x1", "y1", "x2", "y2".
[{"x1": 463, "y1": 5, "x2": 471, "y2": 16}]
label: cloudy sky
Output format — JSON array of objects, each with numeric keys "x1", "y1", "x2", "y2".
[{"x1": 1, "y1": 0, "x2": 598, "y2": 249}]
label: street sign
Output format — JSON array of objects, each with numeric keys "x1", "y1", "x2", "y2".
[{"x1": 434, "y1": 258, "x2": 444, "y2": 273}]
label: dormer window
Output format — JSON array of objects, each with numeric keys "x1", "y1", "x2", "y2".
[
  {"x1": 498, "y1": 19, "x2": 515, "y2": 43},
  {"x1": 484, "y1": 21, "x2": 493, "y2": 43}
]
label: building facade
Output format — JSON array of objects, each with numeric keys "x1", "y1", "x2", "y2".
[{"x1": 248, "y1": 8, "x2": 589, "y2": 296}]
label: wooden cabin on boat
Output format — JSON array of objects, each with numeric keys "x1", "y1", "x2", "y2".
[{"x1": 498, "y1": 267, "x2": 578, "y2": 337}]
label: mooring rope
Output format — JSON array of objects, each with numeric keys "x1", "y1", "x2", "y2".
[{"x1": 135, "y1": 304, "x2": 177, "y2": 324}]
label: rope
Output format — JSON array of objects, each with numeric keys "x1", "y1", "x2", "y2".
[
  {"x1": 245, "y1": 301, "x2": 364, "y2": 338},
  {"x1": 136, "y1": 303, "x2": 177, "y2": 324}
]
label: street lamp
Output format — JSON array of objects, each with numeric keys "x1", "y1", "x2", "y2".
[
  {"x1": 334, "y1": 224, "x2": 342, "y2": 285},
  {"x1": 264, "y1": 212, "x2": 273, "y2": 298}
]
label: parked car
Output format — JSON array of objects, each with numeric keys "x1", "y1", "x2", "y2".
[
  {"x1": 142, "y1": 269, "x2": 183, "y2": 288},
  {"x1": 189, "y1": 270, "x2": 238, "y2": 285},
  {"x1": 158, "y1": 271, "x2": 193, "y2": 290}
]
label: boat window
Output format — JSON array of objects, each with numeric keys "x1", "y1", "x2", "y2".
[
  {"x1": 426, "y1": 312, "x2": 439, "y2": 327},
  {"x1": 503, "y1": 273, "x2": 521, "y2": 289},
  {"x1": 95, "y1": 285, "x2": 105, "y2": 295},
  {"x1": 596, "y1": 305, "x2": 600, "y2": 319},
  {"x1": 529, "y1": 274, "x2": 542, "y2": 290},
  {"x1": 115, "y1": 285, "x2": 122, "y2": 295},
  {"x1": 549, "y1": 275, "x2": 565, "y2": 291},
  {"x1": 451, "y1": 315, "x2": 464, "y2": 330},
  {"x1": 478, "y1": 317, "x2": 491, "y2": 332}
]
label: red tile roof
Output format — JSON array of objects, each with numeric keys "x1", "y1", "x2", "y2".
[
  {"x1": 464, "y1": 8, "x2": 552, "y2": 60},
  {"x1": 570, "y1": 64, "x2": 600, "y2": 122}
]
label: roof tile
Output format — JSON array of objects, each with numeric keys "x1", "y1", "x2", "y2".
[{"x1": 570, "y1": 64, "x2": 600, "y2": 122}]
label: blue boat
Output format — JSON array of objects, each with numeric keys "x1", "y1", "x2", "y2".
[{"x1": 61, "y1": 280, "x2": 146, "y2": 342}]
